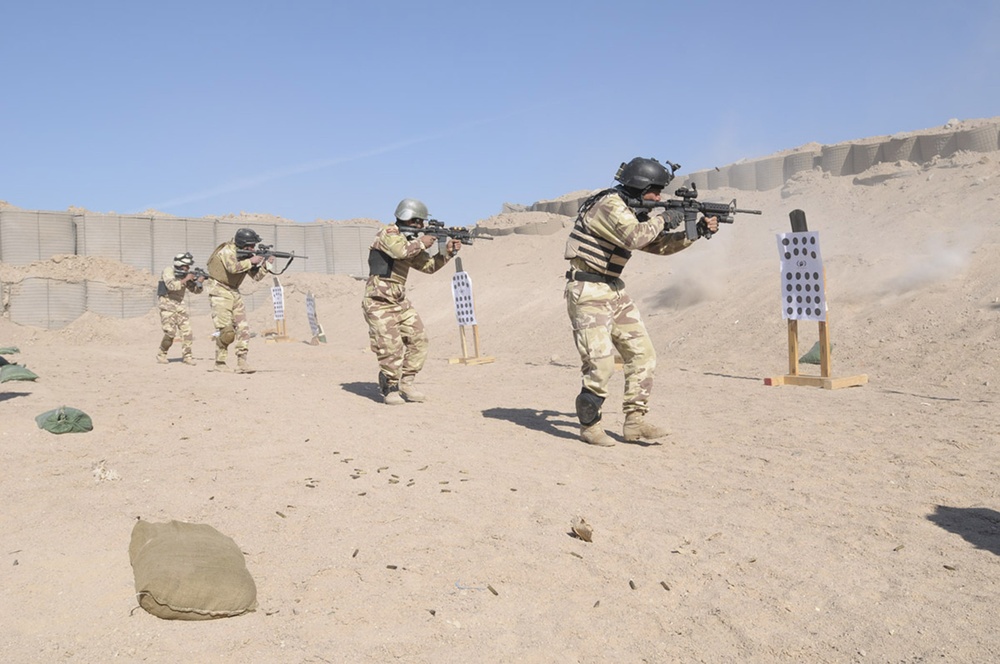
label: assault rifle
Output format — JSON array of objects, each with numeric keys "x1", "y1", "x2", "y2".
[
  {"x1": 630, "y1": 182, "x2": 762, "y2": 240},
  {"x1": 236, "y1": 244, "x2": 307, "y2": 275},
  {"x1": 398, "y1": 219, "x2": 493, "y2": 253},
  {"x1": 174, "y1": 266, "x2": 209, "y2": 281},
  {"x1": 625, "y1": 160, "x2": 762, "y2": 240}
]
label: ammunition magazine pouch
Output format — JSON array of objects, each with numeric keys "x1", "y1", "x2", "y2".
[
  {"x1": 368, "y1": 249, "x2": 394, "y2": 278},
  {"x1": 157, "y1": 280, "x2": 168, "y2": 297},
  {"x1": 575, "y1": 389, "x2": 605, "y2": 426}
]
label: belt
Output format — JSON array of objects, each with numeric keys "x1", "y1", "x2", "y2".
[{"x1": 565, "y1": 269, "x2": 622, "y2": 284}]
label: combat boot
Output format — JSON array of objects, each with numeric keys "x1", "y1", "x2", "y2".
[
  {"x1": 580, "y1": 423, "x2": 615, "y2": 447},
  {"x1": 236, "y1": 357, "x2": 256, "y2": 374},
  {"x1": 399, "y1": 375, "x2": 426, "y2": 402},
  {"x1": 156, "y1": 351, "x2": 169, "y2": 364},
  {"x1": 211, "y1": 361, "x2": 232, "y2": 373},
  {"x1": 623, "y1": 412, "x2": 669, "y2": 442},
  {"x1": 182, "y1": 355, "x2": 196, "y2": 366},
  {"x1": 383, "y1": 387, "x2": 405, "y2": 405}
]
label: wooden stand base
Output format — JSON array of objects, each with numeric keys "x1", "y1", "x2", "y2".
[
  {"x1": 765, "y1": 319, "x2": 867, "y2": 390},
  {"x1": 764, "y1": 374, "x2": 868, "y2": 389},
  {"x1": 450, "y1": 324, "x2": 495, "y2": 366}
]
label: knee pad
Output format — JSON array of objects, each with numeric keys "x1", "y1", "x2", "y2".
[
  {"x1": 575, "y1": 389, "x2": 605, "y2": 426},
  {"x1": 219, "y1": 325, "x2": 236, "y2": 347}
]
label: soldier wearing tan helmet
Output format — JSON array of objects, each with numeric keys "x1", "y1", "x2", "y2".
[
  {"x1": 362, "y1": 198, "x2": 462, "y2": 404},
  {"x1": 156, "y1": 252, "x2": 205, "y2": 365}
]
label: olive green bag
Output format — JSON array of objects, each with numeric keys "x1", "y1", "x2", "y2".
[
  {"x1": 1, "y1": 364, "x2": 39, "y2": 382},
  {"x1": 34, "y1": 407, "x2": 93, "y2": 434}
]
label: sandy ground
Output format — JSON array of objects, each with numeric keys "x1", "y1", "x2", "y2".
[{"x1": 2, "y1": 144, "x2": 999, "y2": 663}]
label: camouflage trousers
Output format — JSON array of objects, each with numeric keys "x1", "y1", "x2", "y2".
[
  {"x1": 207, "y1": 283, "x2": 250, "y2": 363},
  {"x1": 158, "y1": 298, "x2": 193, "y2": 356},
  {"x1": 565, "y1": 279, "x2": 656, "y2": 415},
  {"x1": 362, "y1": 294, "x2": 429, "y2": 386}
]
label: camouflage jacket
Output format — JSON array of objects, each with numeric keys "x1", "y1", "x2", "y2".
[
  {"x1": 158, "y1": 265, "x2": 203, "y2": 303},
  {"x1": 564, "y1": 190, "x2": 691, "y2": 278},
  {"x1": 364, "y1": 224, "x2": 451, "y2": 302}
]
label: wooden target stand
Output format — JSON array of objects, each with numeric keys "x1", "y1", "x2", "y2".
[
  {"x1": 448, "y1": 257, "x2": 495, "y2": 366},
  {"x1": 263, "y1": 276, "x2": 295, "y2": 343},
  {"x1": 764, "y1": 210, "x2": 867, "y2": 390}
]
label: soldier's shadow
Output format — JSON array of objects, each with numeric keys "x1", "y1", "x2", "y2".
[
  {"x1": 927, "y1": 505, "x2": 1000, "y2": 556},
  {"x1": 340, "y1": 382, "x2": 382, "y2": 404},
  {"x1": 481, "y1": 407, "x2": 581, "y2": 442},
  {"x1": 0, "y1": 391, "x2": 31, "y2": 403}
]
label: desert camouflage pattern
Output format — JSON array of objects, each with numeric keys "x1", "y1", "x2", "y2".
[
  {"x1": 566, "y1": 280, "x2": 655, "y2": 414},
  {"x1": 565, "y1": 190, "x2": 690, "y2": 277},
  {"x1": 368, "y1": 224, "x2": 451, "y2": 286},
  {"x1": 158, "y1": 265, "x2": 202, "y2": 355},
  {"x1": 207, "y1": 241, "x2": 263, "y2": 291},
  {"x1": 207, "y1": 282, "x2": 250, "y2": 362},
  {"x1": 362, "y1": 224, "x2": 453, "y2": 385},
  {"x1": 564, "y1": 190, "x2": 696, "y2": 417},
  {"x1": 205, "y1": 242, "x2": 268, "y2": 363},
  {"x1": 362, "y1": 282, "x2": 429, "y2": 384}
]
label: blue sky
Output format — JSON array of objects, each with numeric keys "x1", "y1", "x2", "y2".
[{"x1": 2, "y1": 1, "x2": 998, "y2": 225}]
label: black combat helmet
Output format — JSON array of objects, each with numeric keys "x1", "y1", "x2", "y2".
[
  {"x1": 234, "y1": 228, "x2": 261, "y2": 247},
  {"x1": 614, "y1": 157, "x2": 674, "y2": 193}
]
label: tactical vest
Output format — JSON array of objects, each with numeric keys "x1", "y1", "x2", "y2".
[
  {"x1": 565, "y1": 189, "x2": 634, "y2": 278},
  {"x1": 367, "y1": 249, "x2": 394, "y2": 278},
  {"x1": 206, "y1": 242, "x2": 248, "y2": 290}
]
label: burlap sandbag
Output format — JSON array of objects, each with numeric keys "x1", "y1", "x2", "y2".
[{"x1": 129, "y1": 520, "x2": 257, "y2": 620}]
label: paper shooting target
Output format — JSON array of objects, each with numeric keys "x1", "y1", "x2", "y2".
[
  {"x1": 451, "y1": 271, "x2": 477, "y2": 326},
  {"x1": 776, "y1": 231, "x2": 826, "y2": 322},
  {"x1": 271, "y1": 285, "x2": 285, "y2": 321}
]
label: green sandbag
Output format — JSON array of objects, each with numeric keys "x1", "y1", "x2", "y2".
[
  {"x1": 799, "y1": 341, "x2": 833, "y2": 365},
  {"x1": 1, "y1": 364, "x2": 39, "y2": 382},
  {"x1": 35, "y1": 406, "x2": 93, "y2": 434},
  {"x1": 0, "y1": 346, "x2": 20, "y2": 354}
]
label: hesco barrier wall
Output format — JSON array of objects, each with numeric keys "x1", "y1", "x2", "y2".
[
  {"x1": 3, "y1": 120, "x2": 998, "y2": 329},
  {"x1": 0, "y1": 215, "x2": 377, "y2": 328},
  {"x1": 529, "y1": 120, "x2": 1000, "y2": 215}
]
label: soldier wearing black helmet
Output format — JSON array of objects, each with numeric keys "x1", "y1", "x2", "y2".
[
  {"x1": 563, "y1": 157, "x2": 719, "y2": 447},
  {"x1": 156, "y1": 251, "x2": 205, "y2": 365},
  {"x1": 362, "y1": 198, "x2": 462, "y2": 404},
  {"x1": 205, "y1": 227, "x2": 273, "y2": 373}
]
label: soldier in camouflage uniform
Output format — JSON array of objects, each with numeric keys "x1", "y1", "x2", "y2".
[
  {"x1": 564, "y1": 157, "x2": 719, "y2": 447},
  {"x1": 205, "y1": 228, "x2": 273, "y2": 374},
  {"x1": 157, "y1": 252, "x2": 205, "y2": 365},
  {"x1": 363, "y1": 198, "x2": 461, "y2": 405}
]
